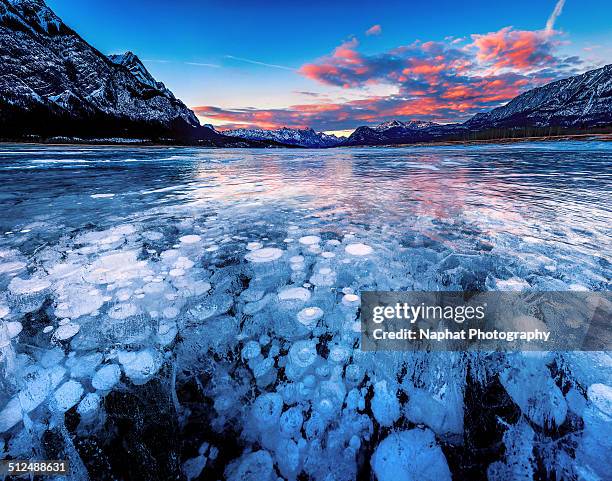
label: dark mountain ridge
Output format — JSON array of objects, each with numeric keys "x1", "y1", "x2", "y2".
[{"x1": 0, "y1": 0, "x2": 286, "y2": 146}]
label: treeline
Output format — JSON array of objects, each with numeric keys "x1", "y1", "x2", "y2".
[{"x1": 448, "y1": 125, "x2": 612, "y2": 142}]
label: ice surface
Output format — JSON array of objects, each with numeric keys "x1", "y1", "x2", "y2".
[{"x1": 1, "y1": 144, "x2": 610, "y2": 479}]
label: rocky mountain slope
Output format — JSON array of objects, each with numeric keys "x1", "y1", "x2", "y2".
[
  {"x1": 0, "y1": 0, "x2": 283, "y2": 146},
  {"x1": 223, "y1": 127, "x2": 345, "y2": 148},
  {"x1": 465, "y1": 64, "x2": 612, "y2": 129}
]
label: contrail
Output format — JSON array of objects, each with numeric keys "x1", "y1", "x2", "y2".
[
  {"x1": 185, "y1": 62, "x2": 221, "y2": 68},
  {"x1": 545, "y1": 0, "x2": 566, "y2": 33},
  {"x1": 224, "y1": 55, "x2": 295, "y2": 71}
]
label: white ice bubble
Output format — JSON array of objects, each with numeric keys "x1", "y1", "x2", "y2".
[
  {"x1": 5, "y1": 321, "x2": 22, "y2": 339},
  {"x1": 174, "y1": 257, "x2": 194, "y2": 269},
  {"x1": 342, "y1": 293, "x2": 360, "y2": 306},
  {"x1": 247, "y1": 242, "x2": 263, "y2": 251},
  {"x1": 345, "y1": 243, "x2": 373, "y2": 256},
  {"x1": 321, "y1": 251, "x2": 335, "y2": 258},
  {"x1": 53, "y1": 323, "x2": 80, "y2": 341},
  {"x1": 108, "y1": 303, "x2": 139, "y2": 320},
  {"x1": 252, "y1": 393, "x2": 283, "y2": 430},
  {"x1": 157, "y1": 320, "x2": 177, "y2": 346},
  {"x1": 77, "y1": 392, "x2": 101, "y2": 417},
  {"x1": 143, "y1": 231, "x2": 164, "y2": 241},
  {"x1": 117, "y1": 349, "x2": 162, "y2": 385},
  {"x1": 52, "y1": 380, "x2": 84, "y2": 412},
  {"x1": 278, "y1": 287, "x2": 311, "y2": 302},
  {"x1": 179, "y1": 235, "x2": 201, "y2": 244},
  {"x1": 296, "y1": 307, "x2": 323, "y2": 327},
  {"x1": 245, "y1": 247, "x2": 283, "y2": 263},
  {"x1": 43, "y1": 326, "x2": 53, "y2": 334},
  {"x1": 0, "y1": 305, "x2": 9, "y2": 319},
  {"x1": 372, "y1": 429, "x2": 451, "y2": 481},
  {"x1": 116, "y1": 288, "x2": 132, "y2": 301},
  {"x1": 241, "y1": 341, "x2": 261, "y2": 361},
  {"x1": 298, "y1": 235, "x2": 321, "y2": 246},
  {"x1": 92, "y1": 364, "x2": 121, "y2": 391},
  {"x1": 288, "y1": 340, "x2": 317, "y2": 369},
  {"x1": 8, "y1": 277, "x2": 51, "y2": 295},
  {"x1": 328, "y1": 344, "x2": 351, "y2": 363}
]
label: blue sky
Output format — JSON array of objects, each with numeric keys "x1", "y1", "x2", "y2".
[{"x1": 47, "y1": 0, "x2": 612, "y2": 133}]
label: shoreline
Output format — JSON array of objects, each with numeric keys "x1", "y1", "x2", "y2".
[
  {"x1": 0, "y1": 132, "x2": 611, "y2": 149},
  {"x1": 345, "y1": 132, "x2": 612, "y2": 149}
]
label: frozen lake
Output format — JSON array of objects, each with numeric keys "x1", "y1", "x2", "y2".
[{"x1": 0, "y1": 142, "x2": 610, "y2": 480}]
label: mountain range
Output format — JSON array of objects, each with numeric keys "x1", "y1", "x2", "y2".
[
  {"x1": 344, "y1": 65, "x2": 612, "y2": 146},
  {"x1": 222, "y1": 127, "x2": 345, "y2": 147},
  {"x1": 0, "y1": 0, "x2": 611, "y2": 146}
]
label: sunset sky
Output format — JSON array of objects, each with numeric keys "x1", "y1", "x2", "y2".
[{"x1": 48, "y1": 0, "x2": 612, "y2": 135}]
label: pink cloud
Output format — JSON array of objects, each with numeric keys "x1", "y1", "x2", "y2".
[
  {"x1": 365, "y1": 24, "x2": 382, "y2": 36},
  {"x1": 470, "y1": 27, "x2": 557, "y2": 71}
]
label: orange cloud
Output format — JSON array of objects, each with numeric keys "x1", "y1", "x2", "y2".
[{"x1": 470, "y1": 27, "x2": 555, "y2": 71}]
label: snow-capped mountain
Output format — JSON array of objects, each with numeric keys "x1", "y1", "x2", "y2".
[
  {"x1": 0, "y1": 0, "x2": 202, "y2": 136},
  {"x1": 465, "y1": 64, "x2": 612, "y2": 129},
  {"x1": 345, "y1": 119, "x2": 466, "y2": 145},
  {"x1": 223, "y1": 127, "x2": 345, "y2": 148},
  {"x1": 108, "y1": 51, "x2": 175, "y2": 99},
  {"x1": 373, "y1": 120, "x2": 438, "y2": 131},
  {"x1": 0, "y1": 0, "x2": 267, "y2": 144}
]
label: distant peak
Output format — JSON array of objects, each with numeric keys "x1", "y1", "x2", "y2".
[
  {"x1": 107, "y1": 51, "x2": 174, "y2": 98},
  {"x1": 108, "y1": 51, "x2": 141, "y2": 67},
  {"x1": 374, "y1": 119, "x2": 438, "y2": 131}
]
